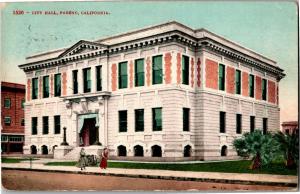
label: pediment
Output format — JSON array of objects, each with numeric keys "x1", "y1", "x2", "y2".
[{"x1": 59, "y1": 40, "x2": 107, "y2": 57}]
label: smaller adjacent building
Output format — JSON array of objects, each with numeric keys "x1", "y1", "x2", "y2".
[
  {"x1": 1, "y1": 82, "x2": 25, "y2": 154},
  {"x1": 281, "y1": 121, "x2": 298, "y2": 135}
]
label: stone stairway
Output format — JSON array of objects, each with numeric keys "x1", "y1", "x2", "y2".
[{"x1": 62, "y1": 146, "x2": 103, "y2": 160}]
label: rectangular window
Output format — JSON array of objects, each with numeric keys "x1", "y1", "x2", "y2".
[
  {"x1": 21, "y1": 99, "x2": 25, "y2": 109},
  {"x1": 73, "y1": 70, "x2": 78, "y2": 94},
  {"x1": 118, "y1": 62, "x2": 128, "y2": 89},
  {"x1": 152, "y1": 55, "x2": 163, "y2": 85},
  {"x1": 43, "y1": 116, "x2": 49, "y2": 135},
  {"x1": 135, "y1": 59, "x2": 144, "y2": 87},
  {"x1": 236, "y1": 114, "x2": 242, "y2": 134},
  {"x1": 183, "y1": 108, "x2": 190, "y2": 131},
  {"x1": 262, "y1": 79, "x2": 267, "y2": 100},
  {"x1": 32, "y1": 117, "x2": 37, "y2": 135},
  {"x1": 96, "y1": 66, "x2": 102, "y2": 91},
  {"x1": 250, "y1": 116, "x2": 255, "y2": 133},
  {"x1": 119, "y1": 110, "x2": 127, "y2": 132},
  {"x1": 54, "y1": 74, "x2": 61, "y2": 97},
  {"x1": 182, "y1": 56, "x2": 189, "y2": 85},
  {"x1": 4, "y1": 98, "x2": 11, "y2": 108},
  {"x1": 219, "y1": 64, "x2": 225, "y2": 91},
  {"x1": 135, "y1": 109, "x2": 144, "y2": 132},
  {"x1": 21, "y1": 118, "x2": 25, "y2": 126},
  {"x1": 263, "y1": 118, "x2": 268, "y2": 134},
  {"x1": 220, "y1": 111, "x2": 226, "y2": 133},
  {"x1": 4, "y1": 116, "x2": 11, "y2": 126},
  {"x1": 152, "y1": 108, "x2": 162, "y2": 131},
  {"x1": 235, "y1": 70, "x2": 241, "y2": 94},
  {"x1": 83, "y1": 68, "x2": 91, "y2": 93},
  {"x1": 249, "y1": 74, "x2": 254, "y2": 98},
  {"x1": 32, "y1": 78, "x2": 38, "y2": 99},
  {"x1": 43, "y1": 76, "x2": 49, "y2": 98},
  {"x1": 54, "y1": 115, "x2": 61, "y2": 134}
]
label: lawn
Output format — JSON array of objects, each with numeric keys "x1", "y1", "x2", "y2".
[
  {"x1": 2, "y1": 157, "x2": 39, "y2": 163},
  {"x1": 45, "y1": 160, "x2": 297, "y2": 175}
]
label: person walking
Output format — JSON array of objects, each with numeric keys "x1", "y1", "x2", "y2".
[
  {"x1": 100, "y1": 147, "x2": 109, "y2": 169},
  {"x1": 77, "y1": 148, "x2": 87, "y2": 170}
]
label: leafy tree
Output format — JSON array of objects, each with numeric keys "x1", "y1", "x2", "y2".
[
  {"x1": 233, "y1": 130, "x2": 279, "y2": 170},
  {"x1": 274, "y1": 130, "x2": 299, "y2": 169}
]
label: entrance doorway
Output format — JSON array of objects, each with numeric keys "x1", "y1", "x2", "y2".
[{"x1": 80, "y1": 118, "x2": 97, "y2": 146}]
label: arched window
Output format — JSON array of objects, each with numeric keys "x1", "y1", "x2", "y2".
[
  {"x1": 41, "y1": 145, "x2": 48, "y2": 155},
  {"x1": 134, "y1": 145, "x2": 144, "y2": 157},
  {"x1": 31, "y1": 145, "x2": 37, "y2": 155},
  {"x1": 118, "y1": 145, "x2": 127, "y2": 156},
  {"x1": 151, "y1": 145, "x2": 162, "y2": 157},
  {"x1": 221, "y1": 145, "x2": 227, "y2": 156},
  {"x1": 184, "y1": 145, "x2": 192, "y2": 157}
]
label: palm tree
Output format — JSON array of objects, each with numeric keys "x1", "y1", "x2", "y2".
[
  {"x1": 274, "y1": 130, "x2": 299, "y2": 169},
  {"x1": 233, "y1": 130, "x2": 279, "y2": 170}
]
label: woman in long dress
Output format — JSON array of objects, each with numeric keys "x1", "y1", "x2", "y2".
[
  {"x1": 100, "y1": 148, "x2": 109, "y2": 169},
  {"x1": 77, "y1": 148, "x2": 87, "y2": 170}
]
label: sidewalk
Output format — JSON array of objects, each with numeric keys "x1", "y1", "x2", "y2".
[{"x1": 2, "y1": 159, "x2": 298, "y2": 187}]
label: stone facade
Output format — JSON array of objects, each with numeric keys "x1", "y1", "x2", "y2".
[{"x1": 19, "y1": 21, "x2": 285, "y2": 161}]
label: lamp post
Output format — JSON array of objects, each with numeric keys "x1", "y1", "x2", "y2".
[{"x1": 61, "y1": 127, "x2": 69, "y2": 146}]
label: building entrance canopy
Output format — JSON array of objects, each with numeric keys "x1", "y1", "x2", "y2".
[{"x1": 78, "y1": 113, "x2": 99, "y2": 133}]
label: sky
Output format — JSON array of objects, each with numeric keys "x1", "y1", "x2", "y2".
[{"x1": 0, "y1": 1, "x2": 298, "y2": 124}]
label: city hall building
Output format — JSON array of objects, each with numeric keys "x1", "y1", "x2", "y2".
[{"x1": 19, "y1": 21, "x2": 285, "y2": 161}]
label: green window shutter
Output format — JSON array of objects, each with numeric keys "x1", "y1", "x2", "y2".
[
  {"x1": 119, "y1": 62, "x2": 128, "y2": 89},
  {"x1": 249, "y1": 75, "x2": 254, "y2": 98},
  {"x1": 182, "y1": 56, "x2": 189, "y2": 85},
  {"x1": 43, "y1": 76, "x2": 49, "y2": 98},
  {"x1": 21, "y1": 99, "x2": 25, "y2": 109},
  {"x1": 73, "y1": 70, "x2": 78, "y2": 94},
  {"x1": 83, "y1": 68, "x2": 91, "y2": 93},
  {"x1": 135, "y1": 59, "x2": 144, "y2": 87},
  {"x1": 219, "y1": 64, "x2": 225, "y2": 91},
  {"x1": 152, "y1": 108, "x2": 162, "y2": 131},
  {"x1": 43, "y1": 116, "x2": 49, "y2": 135},
  {"x1": 54, "y1": 115, "x2": 61, "y2": 134},
  {"x1": 4, "y1": 117, "x2": 11, "y2": 126},
  {"x1": 152, "y1": 56, "x2": 163, "y2": 85},
  {"x1": 236, "y1": 114, "x2": 242, "y2": 134},
  {"x1": 32, "y1": 78, "x2": 38, "y2": 99},
  {"x1": 250, "y1": 116, "x2": 255, "y2": 133},
  {"x1": 263, "y1": 118, "x2": 268, "y2": 134},
  {"x1": 235, "y1": 70, "x2": 241, "y2": 94},
  {"x1": 183, "y1": 108, "x2": 190, "y2": 131},
  {"x1": 135, "y1": 109, "x2": 144, "y2": 132},
  {"x1": 262, "y1": 79, "x2": 267, "y2": 100},
  {"x1": 54, "y1": 74, "x2": 61, "y2": 96},
  {"x1": 96, "y1": 66, "x2": 102, "y2": 91},
  {"x1": 4, "y1": 98, "x2": 11, "y2": 108},
  {"x1": 32, "y1": 117, "x2": 37, "y2": 135},
  {"x1": 119, "y1": 110, "x2": 127, "y2": 132},
  {"x1": 220, "y1": 111, "x2": 226, "y2": 133}
]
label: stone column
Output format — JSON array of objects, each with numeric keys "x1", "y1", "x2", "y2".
[
  {"x1": 91, "y1": 66, "x2": 96, "y2": 93},
  {"x1": 78, "y1": 68, "x2": 83, "y2": 94},
  {"x1": 100, "y1": 56, "x2": 108, "y2": 91},
  {"x1": 98, "y1": 96, "x2": 105, "y2": 145}
]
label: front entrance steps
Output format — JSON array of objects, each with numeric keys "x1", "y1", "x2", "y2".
[{"x1": 54, "y1": 145, "x2": 103, "y2": 160}]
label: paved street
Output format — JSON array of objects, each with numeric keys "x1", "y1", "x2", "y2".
[{"x1": 2, "y1": 169, "x2": 296, "y2": 191}]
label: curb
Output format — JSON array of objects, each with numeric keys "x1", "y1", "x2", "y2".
[{"x1": 2, "y1": 167, "x2": 297, "y2": 188}]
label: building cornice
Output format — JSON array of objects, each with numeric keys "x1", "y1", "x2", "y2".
[
  {"x1": 19, "y1": 28, "x2": 285, "y2": 80},
  {"x1": 198, "y1": 38, "x2": 285, "y2": 80}
]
